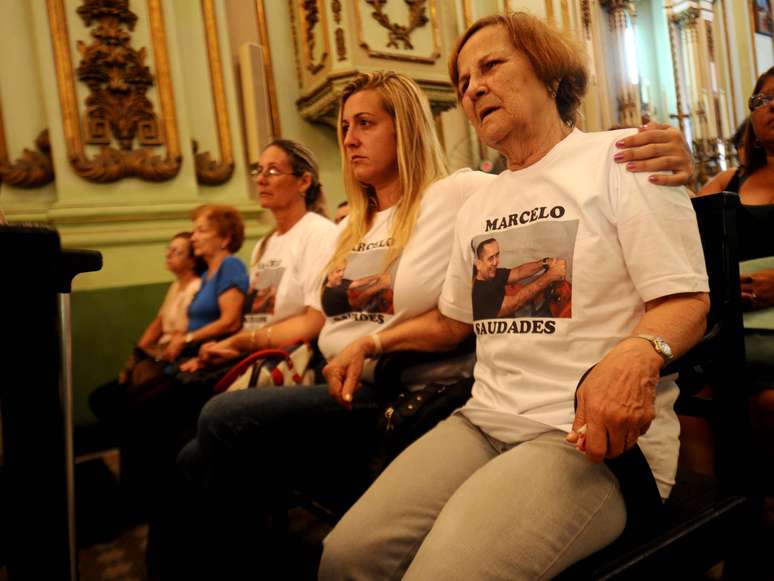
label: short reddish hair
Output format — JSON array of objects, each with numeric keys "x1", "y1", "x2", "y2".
[
  {"x1": 190, "y1": 204, "x2": 245, "y2": 253},
  {"x1": 449, "y1": 12, "x2": 587, "y2": 127}
]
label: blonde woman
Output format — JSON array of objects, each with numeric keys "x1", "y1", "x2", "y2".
[
  {"x1": 154, "y1": 71, "x2": 697, "y2": 577},
  {"x1": 320, "y1": 14, "x2": 708, "y2": 580}
]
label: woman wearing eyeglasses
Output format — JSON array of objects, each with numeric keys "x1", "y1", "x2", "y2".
[
  {"x1": 700, "y1": 66, "x2": 774, "y2": 486},
  {"x1": 180, "y1": 139, "x2": 336, "y2": 373}
]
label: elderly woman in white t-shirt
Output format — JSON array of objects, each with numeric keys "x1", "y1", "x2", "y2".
[
  {"x1": 151, "y1": 67, "x2": 698, "y2": 576},
  {"x1": 320, "y1": 13, "x2": 710, "y2": 580}
]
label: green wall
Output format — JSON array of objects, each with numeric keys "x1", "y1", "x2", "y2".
[{"x1": 71, "y1": 283, "x2": 168, "y2": 427}]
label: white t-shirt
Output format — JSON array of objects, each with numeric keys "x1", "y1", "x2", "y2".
[
  {"x1": 439, "y1": 129, "x2": 708, "y2": 498},
  {"x1": 248, "y1": 211, "x2": 337, "y2": 328},
  {"x1": 315, "y1": 169, "x2": 495, "y2": 366},
  {"x1": 158, "y1": 277, "x2": 201, "y2": 344}
]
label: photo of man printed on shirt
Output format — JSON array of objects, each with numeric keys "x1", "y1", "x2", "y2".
[
  {"x1": 322, "y1": 245, "x2": 397, "y2": 318},
  {"x1": 249, "y1": 262, "x2": 285, "y2": 315},
  {"x1": 471, "y1": 220, "x2": 577, "y2": 321}
]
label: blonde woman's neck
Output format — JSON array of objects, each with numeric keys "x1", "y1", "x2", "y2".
[{"x1": 374, "y1": 176, "x2": 402, "y2": 211}]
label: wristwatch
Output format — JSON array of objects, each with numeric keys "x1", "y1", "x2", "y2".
[
  {"x1": 632, "y1": 334, "x2": 674, "y2": 363},
  {"x1": 184, "y1": 332, "x2": 194, "y2": 344}
]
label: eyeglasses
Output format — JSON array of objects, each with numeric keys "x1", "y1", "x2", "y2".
[
  {"x1": 749, "y1": 93, "x2": 773, "y2": 111},
  {"x1": 249, "y1": 166, "x2": 298, "y2": 179}
]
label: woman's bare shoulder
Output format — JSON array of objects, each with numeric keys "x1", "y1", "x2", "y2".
[{"x1": 697, "y1": 168, "x2": 736, "y2": 196}]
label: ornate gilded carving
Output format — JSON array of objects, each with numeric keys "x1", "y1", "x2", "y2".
[
  {"x1": 288, "y1": 0, "x2": 303, "y2": 88},
  {"x1": 354, "y1": 0, "x2": 440, "y2": 63},
  {"x1": 671, "y1": 7, "x2": 701, "y2": 31},
  {"x1": 335, "y1": 28, "x2": 347, "y2": 61},
  {"x1": 332, "y1": 0, "x2": 346, "y2": 60},
  {"x1": 0, "y1": 95, "x2": 54, "y2": 188},
  {"x1": 365, "y1": 0, "x2": 428, "y2": 50},
  {"x1": 302, "y1": 0, "x2": 327, "y2": 74},
  {"x1": 255, "y1": 0, "x2": 282, "y2": 136},
  {"x1": 705, "y1": 19, "x2": 715, "y2": 62},
  {"x1": 581, "y1": 0, "x2": 591, "y2": 37},
  {"x1": 75, "y1": 0, "x2": 162, "y2": 148},
  {"x1": 47, "y1": 0, "x2": 181, "y2": 183},
  {"x1": 197, "y1": 0, "x2": 234, "y2": 185},
  {"x1": 193, "y1": 140, "x2": 233, "y2": 185},
  {"x1": 0, "y1": 126, "x2": 55, "y2": 189}
]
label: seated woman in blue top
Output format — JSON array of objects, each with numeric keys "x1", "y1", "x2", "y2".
[
  {"x1": 164, "y1": 204, "x2": 249, "y2": 361},
  {"x1": 109, "y1": 203, "x2": 249, "y2": 522}
]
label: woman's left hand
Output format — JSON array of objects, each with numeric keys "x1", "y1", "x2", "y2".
[
  {"x1": 162, "y1": 333, "x2": 186, "y2": 362},
  {"x1": 323, "y1": 336, "x2": 376, "y2": 410},
  {"x1": 613, "y1": 122, "x2": 694, "y2": 187},
  {"x1": 567, "y1": 339, "x2": 661, "y2": 462},
  {"x1": 741, "y1": 269, "x2": 774, "y2": 310}
]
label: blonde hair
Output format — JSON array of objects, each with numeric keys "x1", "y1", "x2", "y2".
[
  {"x1": 449, "y1": 12, "x2": 588, "y2": 127},
  {"x1": 325, "y1": 71, "x2": 447, "y2": 278}
]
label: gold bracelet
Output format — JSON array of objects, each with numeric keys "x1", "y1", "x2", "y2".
[{"x1": 250, "y1": 328, "x2": 257, "y2": 350}]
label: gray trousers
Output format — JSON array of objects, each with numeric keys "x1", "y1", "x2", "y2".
[{"x1": 319, "y1": 413, "x2": 626, "y2": 581}]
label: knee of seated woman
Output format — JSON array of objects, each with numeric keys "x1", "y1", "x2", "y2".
[{"x1": 319, "y1": 526, "x2": 379, "y2": 580}]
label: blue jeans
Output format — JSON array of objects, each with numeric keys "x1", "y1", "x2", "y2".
[{"x1": 150, "y1": 383, "x2": 386, "y2": 578}]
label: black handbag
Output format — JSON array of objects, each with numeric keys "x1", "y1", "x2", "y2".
[{"x1": 369, "y1": 377, "x2": 474, "y2": 478}]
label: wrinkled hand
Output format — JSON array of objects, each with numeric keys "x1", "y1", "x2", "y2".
[
  {"x1": 197, "y1": 340, "x2": 241, "y2": 367},
  {"x1": 566, "y1": 339, "x2": 661, "y2": 462},
  {"x1": 614, "y1": 122, "x2": 693, "y2": 187},
  {"x1": 323, "y1": 336, "x2": 375, "y2": 409},
  {"x1": 741, "y1": 269, "x2": 774, "y2": 310},
  {"x1": 162, "y1": 333, "x2": 186, "y2": 362}
]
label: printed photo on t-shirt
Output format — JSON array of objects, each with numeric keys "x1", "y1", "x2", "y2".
[
  {"x1": 470, "y1": 219, "x2": 578, "y2": 321},
  {"x1": 249, "y1": 259, "x2": 286, "y2": 316},
  {"x1": 321, "y1": 242, "x2": 398, "y2": 319}
]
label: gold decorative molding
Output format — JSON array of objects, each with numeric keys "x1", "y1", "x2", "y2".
[
  {"x1": 354, "y1": 0, "x2": 441, "y2": 64},
  {"x1": 366, "y1": 0, "x2": 427, "y2": 49},
  {"x1": 254, "y1": 0, "x2": 281, "y2": 136},
  {"x1": 463, "y1": 0, "x2": 473, "y2": 29},
  {"x1": 288, "y1": 0, "x2": 303, "y2": 88},
  {"x1": 581, "y1": 0, "x2": 592, "y2": 37},
  {"x1": 301, "y1": 0, "x2": 328, "y2": 75},
  {"x1": 197, "y1": 0, "x2": 234, "y2": 185},
  {"x1": 47, "y1": 0, "x2": 181, "y2": 183},
  {"x1": 0, "y1": 99, "x2": 54, "y2": 188},
  {"x1": 296, "y1": 70, "x2": 456, "y2": 125},
  {"x1": 671, "y1": 6, "x2": 701, "y2": 30},
  {"x1": 332, "y1": 0, "x2": 347, "y2": 60}
]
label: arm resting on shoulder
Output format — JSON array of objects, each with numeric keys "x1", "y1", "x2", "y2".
[
  {"x1": 569, "y1": 291, "x2": 709, "y2": 463},
  {"x1": 614, "y1": 123, "x2": 694, "y2": 187}
]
